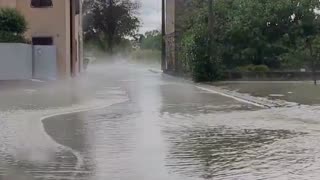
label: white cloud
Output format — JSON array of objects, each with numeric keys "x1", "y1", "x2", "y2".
[{"x1": 138, "y1": 0, "x2": 161, "y2": 33}]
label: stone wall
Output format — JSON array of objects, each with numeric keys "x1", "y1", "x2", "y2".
[
  {"x1": 165, "y1": 33, "x2": 175, "y2": 71},
  {"x1": 165, "y1": 0, "x2": 186, "y2": 73}
]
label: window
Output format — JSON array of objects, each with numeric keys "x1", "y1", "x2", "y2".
[
  {"x1": 31, "y1": 0, "x2": 53, "y2": 8},
  {"x1": 32, "y1": 37, "x2": 53, "y2": 45}
]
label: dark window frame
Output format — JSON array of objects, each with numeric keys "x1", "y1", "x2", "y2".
[
  {"x1": 32, "y1": 37, "x2": 54, "y2": 45},
  {"x1": 31, "y1": 0, "x2": 53, "y2": 8}
]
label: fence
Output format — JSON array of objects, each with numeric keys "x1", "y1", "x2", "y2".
[
  {"x1": 0, "y1": 43, "x2": 32, "y2": 80},
  {"x1": 0, "y1": 43, "x2": 57, "y2": 80}
]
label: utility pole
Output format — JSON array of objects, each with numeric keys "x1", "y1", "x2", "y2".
[
  {"x1": 208, "y1": 0, "x2": 213, "y2": 61},
  {"x1": 161, "y1": 0, "x2": 166, "y2": 71}
]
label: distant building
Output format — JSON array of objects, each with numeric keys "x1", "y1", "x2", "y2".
[{"x1": 0, "y1": 0, "x2": 83, "y2": 78}]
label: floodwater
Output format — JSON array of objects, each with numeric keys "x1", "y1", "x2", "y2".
[
  {"x1": 215, "y1": 81, "x2": 320, "y2": 105},
  {"x1": 1, "y1": 61, "x2": 320, "y2": 179}
]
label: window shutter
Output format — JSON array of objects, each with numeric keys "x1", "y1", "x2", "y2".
[
  {"x1": 31, "y1": 0, "x2": 53, "y2": 7},
  {"x1": 31, "y1": 0, "x2": 41, "y2": 7},
  {"x1": 41, "y1": 0, "x2": 53, "y2": 7},
  {"x1": 32, "y1": 37, "x2": 53, "y2": 45}
]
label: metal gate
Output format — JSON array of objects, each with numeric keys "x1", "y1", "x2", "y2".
[{"x1": 33, "y1": 45, "x2": 57, "y2": 80}]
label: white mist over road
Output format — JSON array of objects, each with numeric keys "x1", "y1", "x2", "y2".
[{"x1": 0, "y1": 61, "x2": 320, "y2": 179}]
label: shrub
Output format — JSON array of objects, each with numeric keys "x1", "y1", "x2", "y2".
[
  {"x1": 235, "y1": 64, "x2": 270, "y2": 72},
  {"x1": 235, "y1": 65, "x2": 249, "y2": 72},
  {"x1": 0, "y1": 31, "x2": 27, "y2": 43},
  {"x1": 253, "y1": 65, "x2": 270, "y2": 72},
  {"x1": 180, "y1": 23, "x2": 223, "y2": 82},
  {"x1": 0, "y1": 8, "x2": 27, "y2": 43},
  {"x1": 0, "y1": 8, "x2": 27, "y2": 33}
]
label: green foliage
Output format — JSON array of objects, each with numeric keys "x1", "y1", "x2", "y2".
[
  {"x1": 0, "y1": 8, "x2": 27, "y2": 34},
  {"x1": 179, "y1": 1, "x2": 224, "y2": 81},
  {"x1": 224, "y1": 0, "x2": 320, "y2": 69},
  {"x1": 280, "y1": 49, "x2": 309, "y2": 69},
  {"x1": 0, "y1": 8, "x2": 27, "y2": 43},
  {"x1": 178, "y1": 0, "x2": 320, "y2": 81},
  {"x1": 235, "y1": 65, "x2": 270, "y2": 72},
  {"x1": 83, "y1": 0, "x2": 140, "y2": 53},
  {"x1": 0, "y1": 31, "x2": 26, "y2": 43},
  {"x1": 253, "y1": 65, "x2": 270, "y2": 72},
  {"x1": 140, "y1": 30, "x2": 161, "y2": 50},
  {"x1": 181, "y1": 22, "x2": 223, "y2": 82}
]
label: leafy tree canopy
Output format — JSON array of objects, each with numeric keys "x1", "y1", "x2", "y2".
[
  {"x1": 178, "y1": 0, "x2": 320, "y2": 81},
  {"x1": 140, "y1": 30, "x2": 161, "y2": 50},
  {"x1": 0, "y1": 8, "x2": 27, "y2": 43},
  {"x1": 83, "y1": 0, "x2": 141, "y2": 52}
]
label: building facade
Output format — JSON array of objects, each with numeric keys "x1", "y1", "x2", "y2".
[{"x1": 0, "y1": 0, "x2": 83, "y2": 78}]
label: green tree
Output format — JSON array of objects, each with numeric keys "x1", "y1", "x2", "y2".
[
  {"x1": 83, "y1": 0, "x2": 140, "y2": 53},
  {"x1": 178, "y1": 0, "x2": 320, "y2": 82},
  {"x1": 226, "y1": 0, "x2": 320, "y2": 68},
  {"x1": 140, "y1": 30, "x2": 161, "y2": 50},
  {"x1": 0, "y1": 8, "x2": 27, "y2": 43}
]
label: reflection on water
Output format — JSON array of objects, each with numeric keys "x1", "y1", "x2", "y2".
[
  {"x1": 160, "y1": 84, "x2": 257, "y2": 115},
  {"x1": 42, "y1": 103, "x2": 141, "y2": 180},
  {"x1": 0, "y1": 149, "x2": 82, "y2": 179},
  {"x1": 164, "y1": 126, "x2": 303, "y2": 179},
  {"x1": 0, "y1": 81, "x2": 87, "y2": 111}
]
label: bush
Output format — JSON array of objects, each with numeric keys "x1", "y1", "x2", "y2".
[
  {"x1": 0, "y1": 8, "x2": 27, "y2": 43},
  {"x1": 254, "y1": 65, "x2": 270, "y2": 72},
  {"x1": 140, "y1": 30, "x2": 161, "y2": 50},
  {"x1": 235, "y1": 65, "x2": 253, "y2": 72},
  {"x1": 180, "y1": 23, "x2": 223, "y2": 82},
  {"x1": 235, "y1": 64, "x2": 270, "y2": 72},
  {"x1": 0, "y1": 31, "x2": 27, "y2": 43},
  {"x1": 0, "y1": 8, "x2": 27, "y2": 34}
]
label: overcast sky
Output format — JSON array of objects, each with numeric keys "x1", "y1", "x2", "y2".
[{"x1": 138, "y1": 0, "x2": 161, "y2": 33}]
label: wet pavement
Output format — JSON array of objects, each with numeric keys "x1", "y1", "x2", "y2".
[
  {"x1": 1, "y1": 62, "x2": 320, "y2": 179},
  {"x1": 215, "y1": 81, "x2": 320, "y2": 105}
]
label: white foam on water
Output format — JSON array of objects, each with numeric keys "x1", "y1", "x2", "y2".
[
  {"x1": 195, "y1": 86, "x2": 266, "y2": 108},
  {"x1": 31, "y1": 79, "x2": 45, "y2": 83},
  {"x1": 196, "y1": 84, "x2": 298, "y2": 108},
  {"x1": 269, "y1": 94, "x2": 285, "y2": 97},
  {"x1": 194, "y1": 84, "x2": 320, "y2": 131}
]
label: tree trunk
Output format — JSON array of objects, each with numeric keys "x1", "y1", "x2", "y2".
[
  {"x1": 108, "y1": 0, "x2": 114, "y2": 54},
  {"x1": 107, "y1": 33, "x2": 114, "y2": 54}
]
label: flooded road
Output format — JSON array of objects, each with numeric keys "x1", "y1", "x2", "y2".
[
  {"x1": 215, "y1": 81, "x2": 320, "y2": 105},
  {"x1": 1, "y1": 62, "x2": 320, "y2": 179}
]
